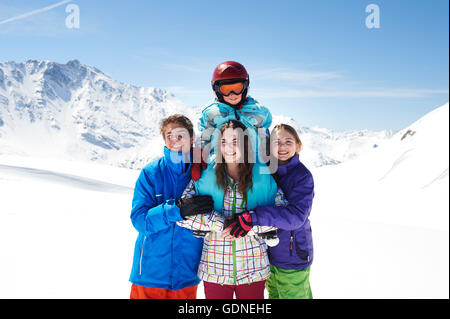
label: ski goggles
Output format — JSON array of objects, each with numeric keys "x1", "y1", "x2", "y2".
[{"x1": 214, "y1": 80, "x2": 248, "y2": 96}]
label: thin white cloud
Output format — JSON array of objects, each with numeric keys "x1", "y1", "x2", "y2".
[
  {"x1": 251, "y1": 66, "x2": 449, "y2": 99},
  {"x1": 165, "y1": 86, "x2": 210, "y2": 96},
  {"x1": 253, "y1": 88, "x2": 449, "y2": 99},
  {"x1": 163, "y1": 63, "x2": 206, "y2": 73},
  {"x1": 253, "y1": 68, "x2": 342, "y2": 82},
  {"x1": 0, "y1": 0, "x2": 72, "y2": 25}
]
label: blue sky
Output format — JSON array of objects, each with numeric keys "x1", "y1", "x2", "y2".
[{"x1": 0, "y1": 0, "x2": 448, "y2": 131}]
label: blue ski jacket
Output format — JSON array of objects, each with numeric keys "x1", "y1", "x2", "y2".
[{"x1": 129, "y1": 147, "x2": 203, "y2": 291}]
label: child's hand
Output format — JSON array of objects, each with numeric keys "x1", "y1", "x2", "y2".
[
  {"x1": 222, "y1": 212, "x2": 253, "y2": 239},
  {"x1": 221, "y1": 227, "x2": 237, "y2": 241},
  {"x1": 221, "y1": 226, "x2": 251, "y2": 241}
]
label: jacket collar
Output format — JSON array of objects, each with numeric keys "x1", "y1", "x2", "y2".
[
  {"x1": 214, "y1": 95, "x2": 256, "y2": 110},
  {"x1": 163, "y1": 147, "x2": 192, "y2": 176},
  {"x1": 276, "y1": 154, "x2": 300, "y2": 177}
]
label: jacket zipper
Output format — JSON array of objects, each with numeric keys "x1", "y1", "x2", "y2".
[
  {"x1": 289, "y1": 231, "x2": 294, "y2": 256},
  {"x1": 232, "y1": 241, "x2": 237, "y2": 286},
  {"x1": 170, "y1": 178, "x2": 180, "y2": 289},
  {"x1": 231, "y1": 182, "x2": 237, "y2": 285},
  {"x1": 139, "y1": 235, "x2": 147, "y2": 275},
  {"x1": 170, "y1": 224, "x2": 175, "y2": 289}
]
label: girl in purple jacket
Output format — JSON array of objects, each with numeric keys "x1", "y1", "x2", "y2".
[{"x1": 227, "y1": 123, "x2": 314, "y2": 298}]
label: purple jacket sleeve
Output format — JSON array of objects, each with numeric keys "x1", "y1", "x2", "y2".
[{"x1": 251, "y1": 172, "x2": 314, "y2": 230}]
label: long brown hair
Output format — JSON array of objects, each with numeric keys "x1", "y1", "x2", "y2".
[{"x1": 215, "y1": 120, "x2": 254, "y2": 199}]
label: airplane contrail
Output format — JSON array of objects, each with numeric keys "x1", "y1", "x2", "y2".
[{"x1": 0, "y1": 0, "x2": 73, "y2": 25}]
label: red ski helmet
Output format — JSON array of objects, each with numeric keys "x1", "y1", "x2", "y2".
[
  {"x1": 211, "y1": 61, "x2": 249, "y2": 107},
  {"x1": 212, "y1": 61, "x2": 249, "y2": 86}
]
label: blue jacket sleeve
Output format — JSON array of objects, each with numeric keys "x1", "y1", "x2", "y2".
[
  {"x1": 251, "y1": 172, "x2": 314, "y2": 230},
  {"x1": 130, "y1": 168, "x2": 183, "y2": 235},
  {"x1": 260, "y1": 105, "x2": 272, "y2": 129}
]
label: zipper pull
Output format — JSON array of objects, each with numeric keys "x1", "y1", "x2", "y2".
[
  {"x1": 234, "y1": 109, "x2": 240, "y2": 121},
  {"x1": 289, "y1": 235, "x2": 293, "y2": 255}
]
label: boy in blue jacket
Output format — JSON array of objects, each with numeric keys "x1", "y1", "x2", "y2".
[{"x1": 129, "y1": 114, "x2": 214, "y2": 299}]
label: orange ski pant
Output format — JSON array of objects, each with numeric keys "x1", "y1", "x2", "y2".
[{"x1": 130, "y1": 284, "x2": 198, "y2": 299}]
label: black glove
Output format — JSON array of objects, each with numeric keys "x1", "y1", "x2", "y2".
[
  {"x1": 176, "y1": 195, "x2": 214, "y2": 219},
  {"x1": 192, "y1": 230, "x2": 210, "y2": 238},
  {"x1": 258, "y1": 230, "x2": 278, "y2": 240},
  {"x1": 258, "y1": 230, "x2": 279, "y2": 247}
]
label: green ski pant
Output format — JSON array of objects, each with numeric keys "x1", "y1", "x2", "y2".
[{"x1": 266, "y1": 265, "x2": 313, "y2": 299}]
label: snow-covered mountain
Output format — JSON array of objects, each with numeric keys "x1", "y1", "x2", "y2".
[
  {"x1": 375, "y1": 102, "x2": 449, "y2": 191},
  {"x1": 271, "y1": 115, "x2": 394, "y2": 167},
  {"x1": 0, "y1": 60, "x2": 392, "y2": 169},
  {"x1": 0, "y1": 59, "x2": 198, "y2": 169},
  {"x1": 312, "y1": 102, "x2": 449, "y2": 230}
]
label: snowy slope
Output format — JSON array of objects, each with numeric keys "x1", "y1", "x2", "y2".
[
  {"x1": 310, "y1": 103, "x2": 449, "y2": 298},
  {"x1": 377, "y1": 102, "x2": 449, "y2": 190},
  {"x1": 0, "y1": 157, "x2": 138, "y2": 298},
  {"x1": 311, "y1": 103, "x2": 449, "y2": 229},
  {"x1": 0, "y1": 60, "x2": 392, "y2": 170},
  {"x1": 0, "y1": 103, "x2": 448, "y2": 299}
]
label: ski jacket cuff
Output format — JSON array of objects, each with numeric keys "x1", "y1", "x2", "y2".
[
  {"x1": 249, "y1": 210, "x2": 258, "y2": 225},
  {"x1": 165, "y1": 199, "x2": 183, "y2": 223}
]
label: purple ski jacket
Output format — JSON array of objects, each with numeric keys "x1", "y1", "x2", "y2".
[{"x1": 250, "y1": 155, "x2": 314, "y2": 270}]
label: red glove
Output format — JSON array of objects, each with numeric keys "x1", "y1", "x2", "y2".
[
  {"x1": 228, "y1": 212, "x2": 253, "y2": 238},
  {"x1": 192, "y1": 147, "x2": 207, "y2": 181}
]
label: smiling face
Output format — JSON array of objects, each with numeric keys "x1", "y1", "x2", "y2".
[
  {"x1": 223, "y1": 93, "x2": 243, "y2": 106},
  {"x1": 220, "y1": 127, "x2": 243, "y2": 163},
  {"x1": 271, "y1": 129, "x2": 300, "y2": 162},
  {"x1": 163, "y1": 123, "x2": 193, "y2": 153}
]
